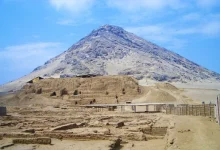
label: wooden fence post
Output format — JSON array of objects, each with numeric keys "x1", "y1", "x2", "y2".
[
  {"x1": 216, "y1": 96, "x2": 220, "y2": 125},
  {"x1": 196, "y1": 106, "x2": 197, "y2": 116},
  {"x1": 186, "y1": 105, "x2": 188, "y2": 115},
  {"x1": 186, "y1": 106, "x2": 188, "y2": 115}
]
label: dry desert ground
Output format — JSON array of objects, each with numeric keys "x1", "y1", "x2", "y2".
[{"x1": 0, "y1": 76, "x2": 220, "y2": 150}]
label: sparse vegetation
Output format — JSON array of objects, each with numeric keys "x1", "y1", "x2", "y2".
[{"x1": 106, "y1": 91, "x2": 109, "y2": 95}]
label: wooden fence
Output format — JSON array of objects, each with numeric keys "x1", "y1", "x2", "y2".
[{"x1": 166, "y1": 104, "x2": 215, "y2": 118}]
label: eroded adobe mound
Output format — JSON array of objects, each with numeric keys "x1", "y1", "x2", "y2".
[{"x1": 21, "y1": 76, "x2": 141, "y2": 105}]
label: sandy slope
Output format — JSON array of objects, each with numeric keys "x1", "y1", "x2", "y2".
[
  {"x1": 172, "y1": 82, "x2": 220, "y2": 104},
  {"x1": 167, "y1": 116, "x2": 220, "y2": 150}
]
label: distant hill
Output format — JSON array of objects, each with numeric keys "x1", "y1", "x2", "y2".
[{"x1": 1, "y1": 25, "x2": 220, "y2": 92}]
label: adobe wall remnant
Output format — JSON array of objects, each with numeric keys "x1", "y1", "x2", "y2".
[
  {"x1": 52, "y1": 123, "x2": 78, "y2": 131},
  {"x1": 13, "y1": 137, "x2": 51, "y2": 144},
  {"x1": 0, "y1": 107, "x2": 6, "y2": 116}
]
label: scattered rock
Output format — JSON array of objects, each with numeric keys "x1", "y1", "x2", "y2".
[
  {"x1": 93, "y1": 130, "x2": 98, "y2": 133},
  {"x1": 16, "y1": 123, "x2": 24, "y2": 129},
  {"x1": 104, "y1": 128, "x2": 111, "y2": 135},
  {"x1": 105, "y1": 122, "x2": 110, "y2": 126},
  {"x1": 77, "y1": 122, "x2": 87, "y2": 127},
  {"x1": 50, "y1": 92, "x2": 56, "y2": 97},
  {"x1": 170, "y1": 138, "x2": 175, "y2": 145},
  {"x1": 61, "y1": 107, "x2": 67, "y2": 109},
  {"x1": 53, "y1": 105, "x2": 60, "y2": 108},
  {"x1": 169, "y1": 122, "x2": 175, "y2": 129},
  {"x1": 109, "y1": 138, "x2": 122, "y2": 150},
  {"x1": 99, "y1": 116, "x2": 113, "y2": 121},
  {"x1": 178, "y1": 129, "x2": 191, "y2": 133},
  {"x1": 0, "y1": 143, "x2": 14, "y2": 149},
  {"x1": 116, "y1": 122, "x2": 124, "y2": 128},
  {"x1": 23, "y1": 129, "x2": 35, "y2": 133}
]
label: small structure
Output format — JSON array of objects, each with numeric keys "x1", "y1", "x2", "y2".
[
  {"x1": 82, "y1": 103, "x2": 166, "y2": 113},
  {"x1": 60, "y1": 74, "x2": 76, "y2": 78},
  {"x1": 27, "y1": 77, "x2": 44, "y2": 83},
  {"x1": 135, "y1": 103, "x2": 165, "y2": 112},
  {"x1": 0, "y1": 106, "x2": 6, "y2": 116}
]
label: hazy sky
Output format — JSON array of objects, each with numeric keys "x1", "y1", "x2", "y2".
[{"x1": 0, "y1": 0, "x2": 220, "y2": 85}]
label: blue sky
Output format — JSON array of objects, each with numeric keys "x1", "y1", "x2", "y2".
[{"x1": 0, "y1": 0, "x2": 220, "y2": 85}]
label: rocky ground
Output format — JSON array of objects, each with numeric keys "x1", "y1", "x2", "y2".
[
  {"x1": 0, "y1": 76, "x2": 220, "y2": 149},
  {"x1": 0, "y1": 106, "x2": 220, "y2": 150}
]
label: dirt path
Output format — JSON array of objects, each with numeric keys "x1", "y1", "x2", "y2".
[
  {"x1": 121, "y1": 140, "x2": 166, "y2": 150},
  {"x1": 167, "y1": 116, "x2": 220, "y2": 150}
]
